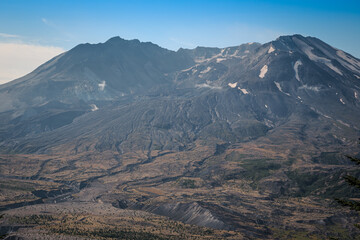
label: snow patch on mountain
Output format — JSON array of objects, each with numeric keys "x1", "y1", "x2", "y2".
[
  {"x1": 355, "y1": 74, "x2": 360, "y2": 79},
  {"x1": 294, "y1": 60, "x2": 302, "y2": 81},
  {"x1": 268, "y1": 45, "x2": 275, "y2": 54},
  {"x1": 337, "y1": 119, "x2": 350, "y2": 128},
  {"x1": 238, "y1": 87, "x2": 249, "y2": 94},
  {"x1": 299, "y1": 85, "x2": 321, "y2": 92},
  {"x1": 200, "y1": 67, "x2": 212, "y2": 74},
  {"x1": 232, "y1": 49, "x2": 239, "y2": 56},
  {"x1": 216, "y1": 58, "x2": 226, "y2": 63},
  {"x1": 196, "y1": 83, "x2": 222, "y2": 90},
  {"x1": 339, "y1": 98, "x2": 345, "y2": 105},
  {"x1": 98, "y1": 81, "x2": 106, "y2": 91},
  {"x1": 180, "y1": 66, "x2": 195, "y2": 72},
  {"x1": 355, "y1": 92, "x2": 358, "y2": 99},
  {"x1": 336, "y1": 50, "x2": 360, "y2": 69},
  {"x1": 228, "y1": 82, "x2": 237, "y2": 88},
  {"x1": 259, "y1": 65, "x2": 268, "y2": 78},
  {"x1": 293, "y1": 37, "x2": 327, "y2": 62},
  {"x1": 274, "y1": 81, "x2": 291, "y2": 96},
  {"x1": 293, "y1": 37, "x2": 343, "y2": 75},
  {"x1": 310, "y1": 107, "x2": 331, "y2": 119},
  {"x1": 325, "y1": 62, "x2": 343, "y2": 75},
  {"x1": 90, "y1": 104, "x2": 99, "y2": 111},
  {"x1": 264, "y1": 119, "x2": 274, "y2": 128}
]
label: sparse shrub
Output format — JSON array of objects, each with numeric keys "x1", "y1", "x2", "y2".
[{"x1": 178, "y1": 179, "x2": 197, "y2": 188}]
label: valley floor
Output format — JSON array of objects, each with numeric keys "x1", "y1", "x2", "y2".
[{"x1": 1, "y1": 137, "x2": 360, "y2": 239}]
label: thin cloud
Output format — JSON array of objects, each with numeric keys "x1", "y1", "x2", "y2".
[
  {"x1": 226, "y1": 23, "x2": 285, "y2": 44},
  {"x1": 42, "y1": 18, "x2": 49, "y2": 25},
  {"x1": 41, "y1": 17, "x2": 56, "y2": 28},
  {"x1": 0, "y1": 33, "x2": 20, "y2": 38},
  {"x1": 40, "y1": 18, "x2": 75, "y2": 41},
  {"x1": 0, "y1": 43, "x2": 64, "y2": 84}
]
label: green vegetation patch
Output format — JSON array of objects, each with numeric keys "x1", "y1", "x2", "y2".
[
  {"x1": 313, "y1": 152, "x2": 347, "y2": 165},
  {"x1": 240, "y1": 159, "x2": 281, "y2": 182},
  {"x1": 286, "y1": 169, "x2": 360, "y2": 198},
  {"x1": 177, "y1": 178, "x2": 197, "y2": 189},
  {"x1": 225, "y1": 152, "x2": 281, "y2": 183}
]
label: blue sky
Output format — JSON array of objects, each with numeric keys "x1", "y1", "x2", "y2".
[{"x1": 0, "y1": 0, "x2": 360, "y2": 83}]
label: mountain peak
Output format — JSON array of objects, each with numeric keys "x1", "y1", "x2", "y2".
[
  {"x1": 276, "y1": 34, "x2": 306, "y2": 41},
  {"x1": 274, "y1": 34, "x2": 331, "y2": 49},
  {"x1": 105, "y1": 36, "x2": 125, "y2": 43},
  {"x1": 104, "y1": 36, "x2": 143, "y2": 46}
]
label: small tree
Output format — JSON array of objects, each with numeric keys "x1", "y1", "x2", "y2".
[{"x1": 335, "y1": 139, "x2": 360, "y2": 228}]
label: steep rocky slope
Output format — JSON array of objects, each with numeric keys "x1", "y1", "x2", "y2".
[{"x1": 1, "y1": 34, "x2": 360, "y2": 239}]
